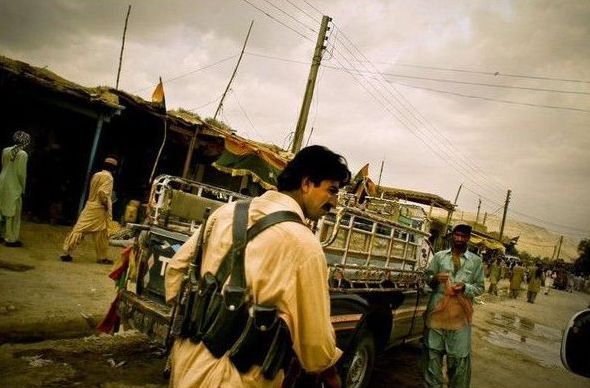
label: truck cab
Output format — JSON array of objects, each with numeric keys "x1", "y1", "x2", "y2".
[{"x1": 117, "y1": 175, "x2": 433, "y2": 388}]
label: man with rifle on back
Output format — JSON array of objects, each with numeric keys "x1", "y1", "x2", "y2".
[{"x1": 165, "y1": 145, "x2": 351, "y2": 387}]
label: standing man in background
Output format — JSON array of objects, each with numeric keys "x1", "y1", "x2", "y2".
[
  {"x1": 0, "y1": 130, "x2": 30, "y2": 247},
  {"x1": 60, "y1": 156, "x2": 118, "y2": 264},
  {"x1": 423, "y1": 224, "x2": 485, "y2": 388},
  {"x1": 488, "y1": 257, "x2": 502, "y2": 296},
  {"x1": 510, "y1": 262, "x2": 525, "y2": 298}
]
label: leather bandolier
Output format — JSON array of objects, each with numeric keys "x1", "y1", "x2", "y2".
[{"x1": 170, "y1": 200, "x2": 304, "y2": 380}]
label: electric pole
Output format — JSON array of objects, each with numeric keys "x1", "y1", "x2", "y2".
[
  {"x1": 444, "y1": 184, "x2": 462, "y2": 231},
  {"x1": 475, "y1": 198, "x2": 481, "y2": 225},
  {"x1": 499, "y1": 189, "x2": 511, "y2": 242},
  {"x1": 116, "y1": 5, "x2": 132, "y2": 90},
  {"x1": 556, "y1": 235, "x2": 564, "y2": 260},
  {"x1": 377, "y1": 159, "x2": 385, "y2": 192},
  {"x1": 483, "y1": 212, "x2": 488, "y2": 226},
  {"x1": 214, "y1": 20, "x2": 254, "y2": 120},
  {"x1": 291, "y1": 15, "x2": 331, "y2": 153}
]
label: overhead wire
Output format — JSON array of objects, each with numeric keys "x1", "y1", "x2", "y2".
[
  {"x1": 302, "y1": 0, "x2": 324, "y2": 16},
  {"x1": 392, "y1": 81, "x2": 590, "y2": 114},
  {"x1": 260, "y1": 0, "x2": 318, "y2": 34},
  {"x1": 381, "y1": 72, "x2": 590, "y2": 96},
  {"x1": 230, "y1": 86, "x2": 264, "y2": 139},
  {"x1": 239, "y1": 0, "x2": 315, "y2": 41},
  {"x1": 187, "y1": 93, "x2": 225, "y2": 112},
  {"x1": 131, "y1": 54, "x2": 238, "y2": 93},
  {"x1": 243, "y1": 0, "x2": 588, "y2": 236},
  {"x1": 328, "y1": 25, "x2": 507, "y2": 200},
  {"x1": 244, "y1": 52, "x2": 590, "y2": 114},
  {"x1": 362, "y1": 61, "x2": 590, "y2": 84},
  {"x1": 240, "y1": 0, "x2": 507, "y2": 203},
  {"x1": 283, "y1": 0, "x2": 321, "y2": 23}
]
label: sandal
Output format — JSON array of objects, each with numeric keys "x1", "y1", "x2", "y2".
[
  {"x1": 60, "y1": 254, "x2": 73, "y2": 262},
  {"x1": 97, "y1": 258, "x2": 114, "y2": 265}
]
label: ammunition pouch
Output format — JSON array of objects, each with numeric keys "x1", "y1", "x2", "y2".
[
  {"x1": 229, "y1": 304, "x2": 279, "y2": 373},
  {"x1": 177, "y1": 271, "x2": 214, "y2": 341},
  {"x1": 201, "y1": 285, "x2": 249, "y2": 357},
  {"x1": 174, "y1": 200, "x2": 304, "y2": 380}
]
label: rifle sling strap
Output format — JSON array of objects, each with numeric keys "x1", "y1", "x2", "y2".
[{"x1": 215, "y1": 201, "x2": 304, "y2": 288}]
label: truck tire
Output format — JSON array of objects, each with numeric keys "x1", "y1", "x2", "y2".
[{"x1": 341, "y1": 330, "x2": 375, "y2": 388}]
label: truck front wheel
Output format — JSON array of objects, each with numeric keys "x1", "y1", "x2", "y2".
[{"x1": 342, "y1": 330, "x2": 375, "y2": 388}]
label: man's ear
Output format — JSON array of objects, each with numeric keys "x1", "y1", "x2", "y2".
[{"x1": 301, "y1": 177, "x2": 312, "y2": 194}]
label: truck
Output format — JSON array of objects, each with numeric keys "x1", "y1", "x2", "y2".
[{"x1": 116, "y1": 174, "x2": 434, "y2": 388}]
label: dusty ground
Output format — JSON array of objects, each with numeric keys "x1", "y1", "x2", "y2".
[{"x1": 0, "y1": 222, "x2": 589, "y2": 387}]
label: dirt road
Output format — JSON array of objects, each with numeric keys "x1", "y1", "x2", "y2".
[{"x1": 0, "y1": 222, "x2": 589, "y2": 387}]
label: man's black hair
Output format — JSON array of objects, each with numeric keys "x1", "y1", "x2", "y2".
[{"x1": 277, "y1": 145, "x2": 351, "y2": 191}]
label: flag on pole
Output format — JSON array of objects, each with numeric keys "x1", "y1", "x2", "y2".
[{"x1": 151, "y1": 76, "x2": 166, "y2": 109}]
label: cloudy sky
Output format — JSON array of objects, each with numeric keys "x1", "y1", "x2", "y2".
[{"x1": 1, "y1": 0, "x2": 589, "y2": 240}]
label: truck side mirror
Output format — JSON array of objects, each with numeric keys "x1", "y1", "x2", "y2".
[{"x1": 561, "y1": 309, "x2": 590, "y2": 378}]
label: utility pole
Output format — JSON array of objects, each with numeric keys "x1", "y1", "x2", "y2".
[
  {"x1": 482, "y1": 212, "x2": 488, "y2": 226},
  {"x1": 377, "y1": 159, "x2": 385, "y2": 192},
  {"x1": 499, "y1": 189, "x2": 511, "y2": 242},
  {"x1": 214, "y1": 20, "x2": 254, "y2": 120},
  {"x1": 444, "y1": 184, "x2": 462, "y2": 228},
  {"x1": 556, "y1": 235, "x2": 564, "y2": 260},
  {"x1": 116, "y1": 5, "x2": 132, "y2": 90},
  {"x1": 475, "y1": 198, "x2": 481, "y2": 225},
  {"x1": 441, "y1": 183, "x2": 463, "y2": 250},
  {"x1": 291, "y1": 15, "x2": 331, "y2": 153},
  {"x1": 551, "y1": 244, "x2": 557, "y2": 260}
]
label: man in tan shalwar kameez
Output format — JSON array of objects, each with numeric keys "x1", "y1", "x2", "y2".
[
  {"x1": 509, "y1": 262, "x2": 525, "y2": 298},
  {"x1": 165, "y1": 146, "x2": 350, "y2": 388},
  {"x1": 60, "y1": 157, "x2": 117, "y2": 264}
]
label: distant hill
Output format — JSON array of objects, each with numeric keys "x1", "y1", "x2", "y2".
[{"x1": 431, "y1": 209, "x2": 579, "y2": 262}]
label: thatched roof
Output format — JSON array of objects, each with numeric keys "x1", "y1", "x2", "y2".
[
  {"x1": 0, "y1": 55, "x2": 124, "y2": 111},
  {"x1": 379, "y1": 186, "x2": 455, "y2": 211}
]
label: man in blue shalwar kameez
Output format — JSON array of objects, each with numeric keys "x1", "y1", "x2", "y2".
[{"x1": 423, "y1": 224, "x2": 484, "y2": 388}]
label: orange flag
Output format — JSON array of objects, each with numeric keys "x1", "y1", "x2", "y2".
[{"x1": 151, "y1": 76, "x2": 166, "y2": 109}]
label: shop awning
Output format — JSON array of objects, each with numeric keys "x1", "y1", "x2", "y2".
[
  {"x1": 212, "y1": 135, "x2": 291, "y2": 190},
  {"x1": 469, "y1": 234, "x2": 505, "y2": 251}
]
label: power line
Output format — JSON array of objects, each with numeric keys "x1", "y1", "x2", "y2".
[
  {"x1": 393, "y1": 81, "x2": 590, "y2": 114},
  {"x1": 363, "y1": 61, "x2": 590, "y2": 84},
  {"x1": 244, "y1": 52, "x2": 590, "y2": 112},
  {"x1": 131, "y1": 54, "x2": 238, "y2": 93},
  {"x1": 381, "y1": 72, "x2": 590, "y2": 96},
  {"x1": 230, "y1": 87, "x2": 264, "y2": 139},
  {"x1": 239, "y1": 0, "x2": 315, "y2": 41},
  {"x1": 302, "y1": 0, "x2": 324, "y2": 16},
  {"x1": 260, "y1": 0, "x2": 318, "y2": 34},
  {"x1": 282, "y1": 0, "x2": 321, "y2": 23},
  {"x1": 462, "y1": 184, "x2": 590, "y2": 235},
  {"x1": 187, "y1": 93, "x2": 224, "y2": 112},
  {"x1": 246, "y1": 51, "x2": 310, "y2": 65},
  {"x1": 329, "y1": 25, "x2": 507, "y2": 199},
  {"x1": 328, "y1": 37, "x2": 506, "y2": 201}
]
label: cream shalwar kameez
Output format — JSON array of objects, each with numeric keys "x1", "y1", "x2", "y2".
[
  {"x1": 63, "y1": 170, "x2": 113, "y2": 260},
  {"x1": 0, "y1": 147, "x2": 28, "y2": 242},
  {"x1": 165, "y1": 190, "x2": 342, "y2": 388}
]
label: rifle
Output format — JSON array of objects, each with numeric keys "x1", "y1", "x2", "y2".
[{"x1": 165, "y1": 207, "x2": 212, "y2": 349}]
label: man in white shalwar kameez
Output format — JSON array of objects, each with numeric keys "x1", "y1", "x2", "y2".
[
  {"x1": 0, "y1": 131, "x2": 30, "y2": 247},
  {"x1": 61, "y1": 156, "x2": 117, "y2": 264}
]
